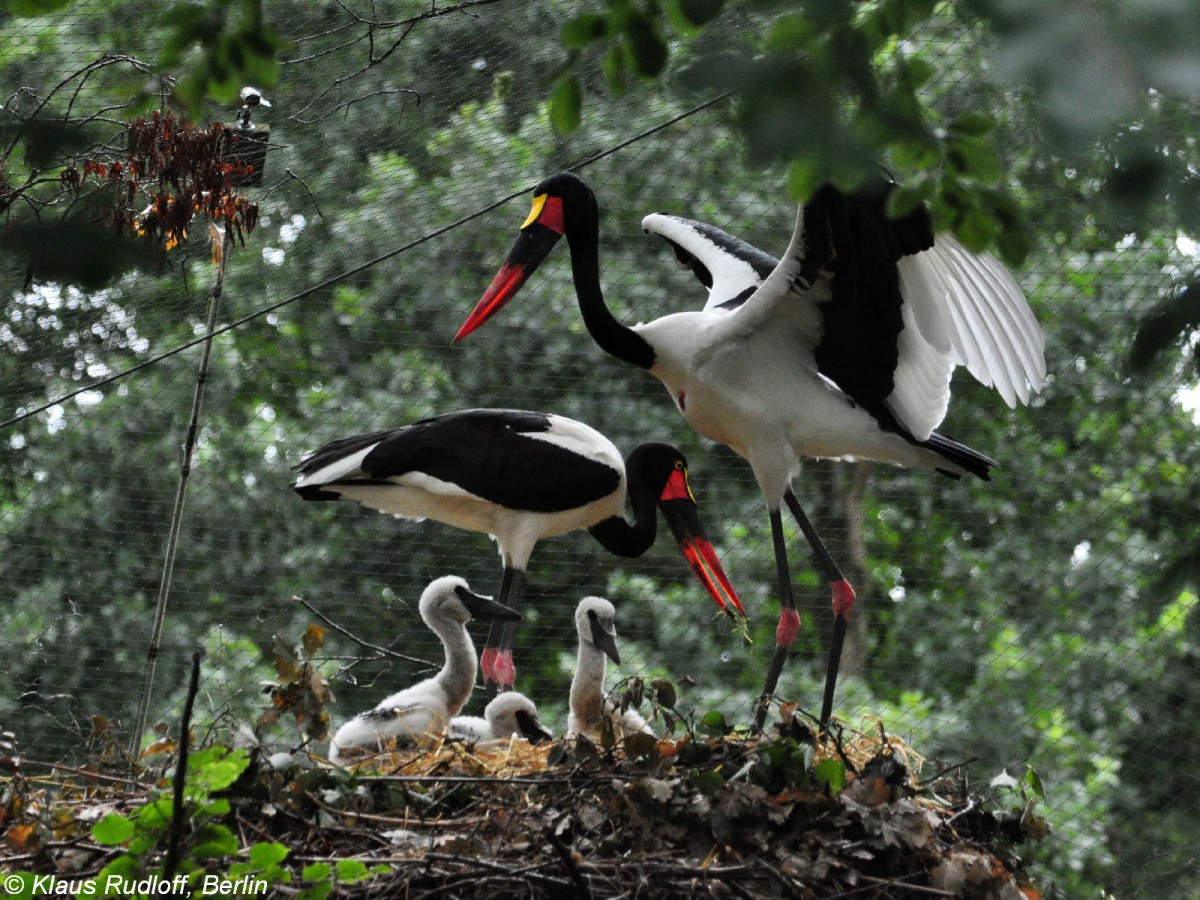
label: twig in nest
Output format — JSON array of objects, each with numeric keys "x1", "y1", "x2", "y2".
[
  {"x1": 163, "y1": 650, "x2": 202, "y2": 881},
  {"x1": 545, "y1": 825, "x2": 593, "y2": 899},
  {"x1": 294, "y1": 594, "x2": 432, "y2": 667}
]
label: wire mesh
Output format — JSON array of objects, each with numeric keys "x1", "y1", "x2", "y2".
[{"x1": 1, "y1": 1, "x2": 1198, "y2": 895}]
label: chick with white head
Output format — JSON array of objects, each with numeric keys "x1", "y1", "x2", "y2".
[
  {"x1": 448, "y1": 692, "x2": 553, "y2": 746},
  {"x1": 567, "y1": 596, "x2": 652, "y2": 741},
  {"x1": 329, "y1": 575, "x2": 520, "y2": 765}
]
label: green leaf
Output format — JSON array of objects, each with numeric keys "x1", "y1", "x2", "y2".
[
  {"x1": 900, "y1": 56, "x2": 935, "y2": 90},
  {"x1": 249, "y1": 842, "x2": 290, "y2": 868},
  {"x1": 949, "y1": 111, "x2": 995, "y2": 137},
  {"x1": 764, "y1": 13, "x2": 815, "y2": 55},
  {"x1": 699, "y1": 710, "x2": 728, "y2": 736},
  {"x1": 679, "y1": 0, "x2": 723, "y2": 27},
  {"x1": 887, "y1": 181, "x2": 932, "y2": 218},
  {"x1": 603, "y1": 44, "x2": 628, "y2": 97},
  {"x1": 953, "y1": 207, "x2": 997, "y2": 252},
  {"x1": 0, "y1": 871, "x2": 38, "y2": 899},
  {"x1": 690, "y1": 769, "x2": 725, "y2": 795},
  {"x1": 198, "y1": 797, "x2": 232, "y2": 818},
  {"x1": 335, "y1": 859, "x2": 372, "y2": 884},
  {"x1": 624, "y1": 13, "x2": 668, "y2": 77},
  {"x1": 561, "y1": 13, "x2": 610, "y2": 48},
  {"x1": 97, "y1": 854, "x2": 141, "y2": 887},
  {"x1": 191, "y1": 822, "x2": 240, "y2": 859},
  {"x1": 1024, "y1": 767, "x2": 1046, "y2": 801},
  {"x1": 814, "y1": 757, "x2": 846, "y2": 793},
  {"x1": 186, "y1": 746, "x2": 251, "y2": 794},
  {"x1": 8, "y1": 0, "x2": 74, "y2": 13},
  {"x1": 91, "y1": 813, "x2": 135, "y2": 846},
  {"x1": 549, "y1": 75, "x2": 582, "y2": 133},
  {"x1": 136, "y1": 798, "x2": 172, "y2": 833},
  {"x1": 785, "y1": 157, "x2": 823, "y2": 204},
  {"x1": 302, "y1": 863, "x2": 333, "y2": 881}
]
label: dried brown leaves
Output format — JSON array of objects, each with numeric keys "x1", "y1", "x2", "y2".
[{"x1": 66, "y1": 111, "x2": 259, "y2": 254}]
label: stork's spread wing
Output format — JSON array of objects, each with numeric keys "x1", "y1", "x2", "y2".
[
  {"x1": 650, "y1": 182, "x2": 1046, "y2": 440},
  {"x1": 641, "y1": 213, "x2": 777, "y2": 311}
]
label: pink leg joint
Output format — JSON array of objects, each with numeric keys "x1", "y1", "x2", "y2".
[{"x1": 775, "y1": 607, "x2": 801, "y2": 647}]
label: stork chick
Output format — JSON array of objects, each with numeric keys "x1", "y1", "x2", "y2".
[
  {"x1": 567, "y1": 596, "x2": 653, "y2": 741},
  {"x1": 329, "y1": 575, "x2": 520, "y2": 765},
  {"x1": 448, "y1": 692, "x2": 553, "y2": 746}
]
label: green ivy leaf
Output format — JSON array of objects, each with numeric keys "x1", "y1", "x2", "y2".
[
  {"x1": 191, "y1": 822, "x2": 240, "y2": 859},
  {"x1": 814, "y1": 757, "x2": 847, "y2": 793},
  {"x1": 302, "y1": 863, "x2": 332, "y2": 881},
  {"x1": 335, "y1": 859, "x2": 372, "y2": 884},
  {"x1": 249, "y1": 842, "x2": 290, "y2": 868},
  {"x1": 91, "y1": 813, "x2": 135, "y2": 846}
]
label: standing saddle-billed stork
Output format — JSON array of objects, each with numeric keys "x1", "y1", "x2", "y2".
[
  {"x1": 292, "y1": 408, "x2": 741, "y2": 695},
  {"x1": 454, "y1": 172, "x2": 1047, "y2": 729}
]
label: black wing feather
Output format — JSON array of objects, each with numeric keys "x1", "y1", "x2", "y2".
[
  {"x1": 810, "y1": 180, "x2": 934, "y2": 416},
  {"x1": 299, "y1": 409, "x2": 622, "y2": 514}
]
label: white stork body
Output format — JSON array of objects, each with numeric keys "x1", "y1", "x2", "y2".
[
  {"x1": 294, "y1": 408, "x2": 740, "y2": 694},
  {"x1": 328, "y1": 575, "x2": 519, "y2": 765},
  {"x1": 457, "y1": 173, "x2": 1046, "y2": 728},
  {"x1": 635, "y1": 310, "x2": 957, "y2": 504}
]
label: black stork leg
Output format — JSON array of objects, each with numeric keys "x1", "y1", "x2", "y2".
[
  {"x1": 756, "y1": 507, "x2": 801, "y2": 731},
  {"x1": 482, "y1": 567, "x2": 525, "y2": 698},
  {"x1": 783, "y1": 489, "x2": 856, "y2": 731}
]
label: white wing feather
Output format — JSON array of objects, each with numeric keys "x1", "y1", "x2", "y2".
[{"x1": 898, "y1": 235, "x2": 1046, "y2": 411}]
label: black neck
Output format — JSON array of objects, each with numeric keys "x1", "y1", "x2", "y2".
[
  {"x1": 568, "y1": 217, "x2": 656, "y2": 371},
  {"x1": 587, "y1": 452, "x2": 658, "y2": 558}
]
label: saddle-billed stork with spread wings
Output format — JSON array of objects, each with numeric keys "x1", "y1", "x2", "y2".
[{"x1": 454, "y1": 173, "x2": 1046, "y2": 728}]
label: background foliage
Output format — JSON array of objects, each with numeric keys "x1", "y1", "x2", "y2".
[{"x1": 1, "y1": 1, "x2": 1198, "y2": 896}]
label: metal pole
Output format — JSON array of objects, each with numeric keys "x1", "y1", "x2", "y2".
[{"x1": 129, "y1": 229, "x2": 233, "y2": 758}]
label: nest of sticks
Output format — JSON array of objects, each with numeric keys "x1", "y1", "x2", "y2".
[{"x1": 3, "y1": 704, "x2": 1048, "y2": 899}]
